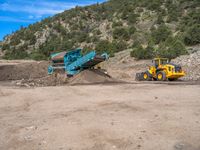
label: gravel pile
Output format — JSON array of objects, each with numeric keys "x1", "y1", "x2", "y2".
[
  {"x1": 173, "y1": 51, "x2": 200, "y2": 81},
  {"x1": 68, "y1": 69, "x2": 115, "y2": 85},
  {"x1": 14, "y1": 73, "x2": 67, "y2": 87},
  {"x1": 14, "y1": 69, "x2": 115, "y2": 87}
]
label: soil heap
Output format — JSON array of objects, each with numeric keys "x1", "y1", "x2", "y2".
[
  {"x1": 0, "y1": 61, "x2": 48, "y2": 81},
  {"x1": 68, "y1": 69, "x2": 115, "y2": 85},
  {"x1": 0, "y1": 60, "x2": 115, "y2": 87}
]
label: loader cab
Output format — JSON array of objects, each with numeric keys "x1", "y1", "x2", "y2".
[{"x1": 152, "y1": 58, "x2": 169, "y2": 68}]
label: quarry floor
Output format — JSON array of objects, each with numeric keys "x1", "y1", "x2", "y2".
[{"x1": 0, "y1": 83, "x2": 200, "y2": 150}]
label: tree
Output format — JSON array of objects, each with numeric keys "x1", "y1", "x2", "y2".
[
  {"x1": 156, "y1": 14, "x2": 164, "y2": 24},
  {"x1": 151, "y1": 24, "x2": 172, "y2": 44},
  {"x1": 113, "y1": 27, "x2": 130, "y2": 41},
  {"x1": 77, "y1": 32, "x2": 88, "y2": 43},
  {"x1": 127, "y1": 13, "x2": 138, "y2": 24},
  {"x1": 95, "y1": 40, "x2": 114, "y2": 56},
  {"x1": 157, "y1": 37, "x2": 187, "y2": 59},
  {"x1": 1, "y1": 44, "x2": 10, "y2": 51},
  {"x1": 130, "y1": 45, "x2": 154, "y2": 59},
  {"x1": 112, "y1": 21, "x2": 123, "y2": 28},
  {"x1": 112, "y1": 40, "x2": 127, "y2": 52},
  {"x1": 184, "y1": 24, "x2": 200, "y2": 45},
  {"x1": 129, "y1": 26, "x2": 136, "y2": 35},
  {"x1": 30, "y1": 52, "x2": 47, "y2": 60},
  {"x1": 95, "y1": 40, "x2": 127, "y2": 56},
  {"x1": 166, "y1": 11, "x2": 178, "y2": 23}
]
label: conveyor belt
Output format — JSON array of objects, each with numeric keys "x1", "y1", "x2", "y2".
[{"x1": 82, "y1": 55, "x2": 106, "y2": 69}]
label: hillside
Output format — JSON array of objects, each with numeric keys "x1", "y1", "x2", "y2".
[{"x1": 0, "y1": 0, "x2": 200, "y2": 60}]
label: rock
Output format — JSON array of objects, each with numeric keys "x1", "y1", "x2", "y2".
[
  {"x1": 172, "y1": 51, "x2": 200, "y2": 81},
  {"x1": 25, "y1": 126, "x2": 37, "y2": 130},
  {"x1": 24, "y1": 135, "x2": 32, "y2": 141}
]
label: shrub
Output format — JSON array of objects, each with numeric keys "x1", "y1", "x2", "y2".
[
  {"x1": 95, "y1": 40, "x2": 114, "y2": 56},
  {"x1": 30, "y1": 52, "x2": 47, "y2": 60},
  {"x1": 4, "y1": 49, "x2": 29, "y2": 60},
  {"x1": 96, "y1": 29, "x2": 102, "y2": 35},
  {"x1": 112, "y1": 21, "x2": 123, "y2": 28},
  {"x1": 129, "y1": 26, "x2": 136, "y2": 35},
  {"x1": 130, "y1": 45, "x2": 154, "y2": 59},
  {"x1": 77, "y1": 32, "x2": 88, "y2": 43},
  {"x1": 91, "y1": 36, "x2": 99, "y2": 43},
  {"x1": 53, "y1": 23, "x2": 67, "y2": 35},
  {"x1": 147, "y1": 0, "x2": 161, "y2": 11},
  {"x1": 113, "y1": 27, "x2": 130, "y2": 41},
  {"x1": 112, "y1": 40, "x2": 127, "y2": 52},
  {"x1": 1, "y1": 44, "x2": 10, "y2": 51},
  {"x1": 171, "y1": 40, "x2": 187, "y2": 56},
  {"x1": 10, "y1": 38, "x2": 21, "y2": 45},
  {"x1": 127, "y1": 13, "x2": 139, "y2": 24},
  {"x1": 184, "y1": 24, "x2": 200, "y2": 45},
  {"x1": 82, "y1": 46, "x2": 93, "y2": 54},
  {"x1": 166, "y1": 12, "x2": 178, "y2": 23},
  {"x1": 156, "y1": 14, "x2": 164, "y2": 24},
  {"x1": 151, "y1": 24, "x2": 172, "y2": 44},
  {"x1": 132, "y1": 40, "x2": 142, "y2": 48},
  {"x1": 95, "y1": 40, "x2": 127, "y2": 56},
  {"x1": 29, "y1": 35, "x2": 37, "y2": 45},
  {"x1": 121, "y1": 9, "x2": 129, "y2": 20},
  {"x1": 60, "y1": 40, "x2": 74, "y2": 51},
  {"x1": 157, "y1": 38, "x2": 187, "y2": 59},
  {"x1": 178, "y1": 10, "x2": 200, "y2": 31}
]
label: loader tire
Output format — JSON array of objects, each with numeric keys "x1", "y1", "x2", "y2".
[
  {"x1": 156, "y1": 71, "x2": 167, "y2": 81},
  {"x1": 142, "y1": 71, "x2": 152, "y2": 81}
]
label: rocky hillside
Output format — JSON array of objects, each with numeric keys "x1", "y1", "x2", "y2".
[{"x1": 0, "y1": 0, "x2": 200, "y2": 60}]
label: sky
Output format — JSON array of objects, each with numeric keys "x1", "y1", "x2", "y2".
[{"x1": 0, "y1": 0, "x2": 106, "y2": 41}]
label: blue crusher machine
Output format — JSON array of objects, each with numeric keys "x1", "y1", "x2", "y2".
[{"x1": 48, "y1": 48, "x2": 109, "y2": 76}]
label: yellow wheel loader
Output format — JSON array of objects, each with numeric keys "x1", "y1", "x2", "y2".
[{"x1": 136, "y1": 58, "x2": 185, "y2": 81}]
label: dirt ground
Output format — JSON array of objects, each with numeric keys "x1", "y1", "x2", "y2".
[
  {"x1": 0, "y1": 83, "x2": 200, "y2": 150},
  {"x1": 0, "y1": 52, "x2": 200, "y2": 150}
]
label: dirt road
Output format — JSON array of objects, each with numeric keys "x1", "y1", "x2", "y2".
[{"x1": 0, "y1": 83, "x2": 200, "y2": 150}]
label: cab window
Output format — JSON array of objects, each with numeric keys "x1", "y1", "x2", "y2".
[
  {"x1": 154, "y1": 60, "x2": 159, "y2": 68},
  {"x1": 161, "y1": 60, "x2": 168, "y2": 65}
]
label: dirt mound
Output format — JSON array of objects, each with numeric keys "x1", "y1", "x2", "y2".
[
  {"x1": 0, "y1": 61, "x2": 48, "y2": 81},
  {"x1": 0, "y1": 60, "x2": 116, "y2": 87},
  {"x1": 68, "y1": 69, "x2": 116, "y2": 85},
  {"x1": 0, "y1": 60, "x2": 68, "y2": 87}
]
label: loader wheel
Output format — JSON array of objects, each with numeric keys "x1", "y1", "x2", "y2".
[
  {"x1": 156, "y1": 71, "x2": 167, "y2": 81},
  {"x1": 143, "y1": 71, "x2": 152, "y2": 81}
]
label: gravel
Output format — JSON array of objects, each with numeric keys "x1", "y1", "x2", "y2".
[{"x1": 173, "y1": 51, "x2": 200, "y2": 81}]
